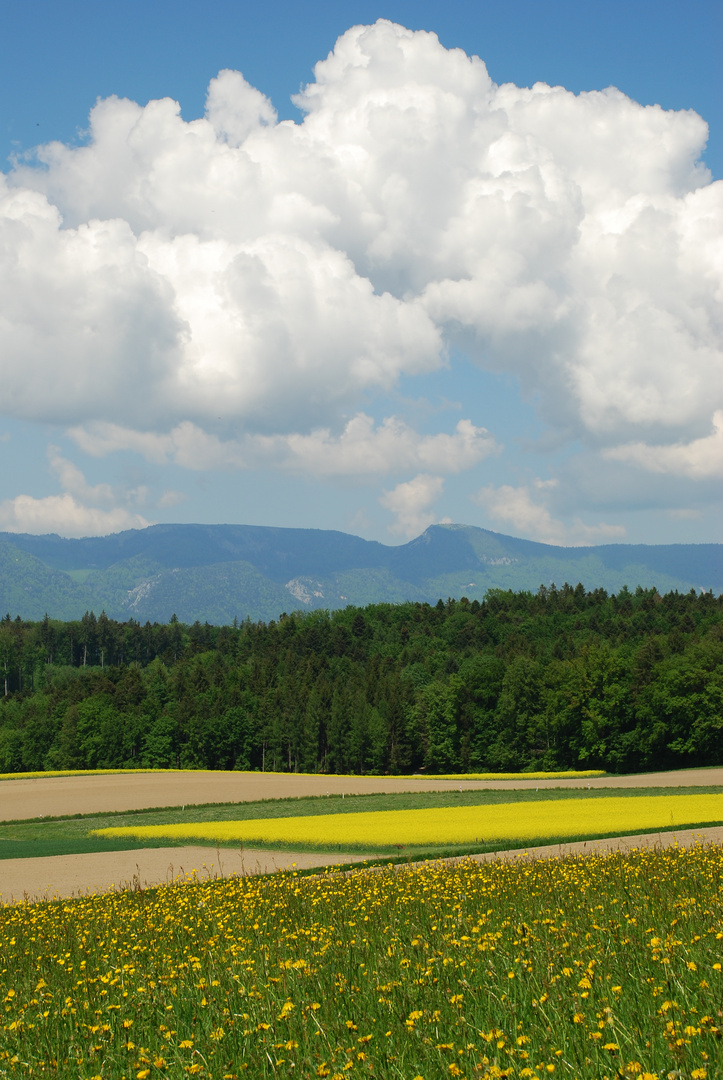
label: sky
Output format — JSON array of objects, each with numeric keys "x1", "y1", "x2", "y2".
[{"x1": 0, "y1": 0, "x2": 721, "y2": 546}]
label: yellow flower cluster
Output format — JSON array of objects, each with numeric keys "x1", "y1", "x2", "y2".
[
  {"x1": 0, "y1": 767, "x2": 604, "y2": 783},
  {"x1": 1, "y1": 843, "x2": 720, "y2": 1078},
  {"x1": 425, "y1": 771, "x2": 606, "y2": 781},
  {"x1": 95, "y1": 792, "x2": 723, "y2": 851},
  {"x1": 0, "y1": 768, "x2": 185, "y2": 782}
]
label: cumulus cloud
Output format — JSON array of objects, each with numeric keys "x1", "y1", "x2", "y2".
[
  {"x1": 46, "y1": 445, "x2": 122, "y2": 507},
  {"x1": 0, "y1": 494, "x2": 150, "y2": 538},
  {"x1": 1, "y1": 16, "x2": 721, "y2": 550},
  {"x1": 69, "y1": 415, "x2": 498, "y2": 477},
  {"x1": 0, "y1": 177, "x2": 440, "y2": 432},
  {"x1": 604, "y1": 410, "x2": 723, "y2": 479},
  {"x1": 0, "y1": 447, "x2": 158, "y2": 537},
  {"x1": 0, "y1": 18, "x2": 718, "y2": 468},
  {"x1": 380, "y1": 473, "x2": 446, "y2": 537},
  {"x1": 474, "y1": 482, "x2": 626, "y2": 546},
  {"x1": 276, "y1": 416, "x2": 498, "y2": 476},
  {"x1": 205, "y1": 69, "x2": 278, "y2": 146}
]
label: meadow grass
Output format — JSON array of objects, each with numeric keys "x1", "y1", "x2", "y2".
[
  {"x1": 94, "y1": 793, "x2": 723, "y2": 855},
  {"x1": 1, "y1": 843, "x2": 721, "y2": 1078},
  {"x1": 3, "y1": 788, "x2": 722, "y2": 862}
]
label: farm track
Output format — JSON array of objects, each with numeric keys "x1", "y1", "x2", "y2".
[{"x1": 1, "y1": 767, "x2": 722, "y2": 904}]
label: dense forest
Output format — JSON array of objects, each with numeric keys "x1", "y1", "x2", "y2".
[{"x1": 0, "y1": 583, "x2": 721, "y2": 776}]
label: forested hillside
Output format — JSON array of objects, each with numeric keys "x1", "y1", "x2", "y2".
[
  {"x1": 1, "y1": 584, "x2": 721, "y2": 777},
  {"x1": 2, "y1": 523, "x2": 720, "y2": 623}
]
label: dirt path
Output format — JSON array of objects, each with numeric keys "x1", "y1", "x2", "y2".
[
  {"x1": 465, "y1": 825, "x2": 723, "y2": 867},
  {"x1": 3, "y1": 766, "x2": 723, "y2": 821},
  {"x1": 0, "y1": 846, "x2": 379, "y2": 905},
  {"x1": 2, "y1": 768, "x2": 722, "y2": 906},
  {"x1": 3, "y1": 825, "x2": 723, "y2": 906}
]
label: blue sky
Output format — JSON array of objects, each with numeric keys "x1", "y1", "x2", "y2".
[{"x1": 1, "y1": 0, "x2": 721, "y2": 545}]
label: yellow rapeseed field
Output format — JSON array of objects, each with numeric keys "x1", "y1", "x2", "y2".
[
  {"x1": 413, "y1": 771, "x2": 606, "y2": 781},
  {"x1": 95, "y1": 792, "x2": 723, "y2": 851},
  {"x1": 0, "y1": 768, "x2": 185, "y2": 782},
  {"x1": 0, "y1": 767, "x2": 604, "y2": 783}
]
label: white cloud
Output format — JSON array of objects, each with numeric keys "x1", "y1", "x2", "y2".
[
  {"x1": 157, "y1": 489, "x2": 188, "y2": 509},
  {"x1": 475, "y1": 482, "x2": 626, "y2": 546},
  {"x1": 604, "y1": 410, "x2": 723, "y2": 479},
  {"x1": 0, "y1": 176, "x2": 441, "y2": 432},
  {"x1": 572, "y1": 520, "x2": 628, "y2": 543},
  {"x1": 69, "y1": 414, "x2": 499, "y2": 478},
  {"x1": 205, "y1": 69, "x2": 277, "y2": 147},
  {"x1": 380, "y1": 473, "x2": 445, "y2": 537},
  {"x1": 0, "y1": 446, "x2": 155, "y2": 538},
  {"x1": 0, "y1": 494, "x2": 150, "y2": 538},
  {"x1": 68, "y1": 422, "x2": 173, "y2": 464},
  {"x1": 46, "y1": 445, "x2": 154, "y2": 508},
  {"x1": 476, "y1": 483, "x2": 564, "y2": 544},
  {"x1": 0, "y1": 16, "x2": 720, "y2": 550},
  {"x1": 281, "y1": 415, "x2": 498, "y2": 476},
  {"x1": 46, "y1": 444, "x2": 116, "y2": 506},
  {"x1": 0, "y1": 19, "x2": 717, "y2": 468}
]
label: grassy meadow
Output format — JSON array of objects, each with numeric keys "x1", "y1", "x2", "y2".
[
  {"x1": 1, "y1": 771, "x2": 723, "y2": 1077},
  {"x1": 1, "y1": 843, "x2": 722, "y2": 1078}
]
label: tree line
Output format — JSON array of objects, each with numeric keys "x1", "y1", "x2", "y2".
[{"x1": 0, "y1": 583, "x2": 721, "y2": 776}]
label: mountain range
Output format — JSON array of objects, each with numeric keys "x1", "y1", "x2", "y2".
[{"x1": 0, "y1": 523, "x2": 720, "y2": 625}]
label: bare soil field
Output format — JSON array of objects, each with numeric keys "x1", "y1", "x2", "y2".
[
  {"x1": 3, "y1": 766, "x2": 723, "y2": 821},
  {"x1": 3, "y1": 826, "x2": 723, "y2": 906},
  {"x1": 1, "y1": 768, "x2": 722, "y2": 906},
  {"x1": 0, "y1": 845, "x2": 379, "y2": 905}
]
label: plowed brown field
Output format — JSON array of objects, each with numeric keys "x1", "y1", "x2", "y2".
[{"x1": 2, "y1": 768, "x2": 722, "y2": 904}]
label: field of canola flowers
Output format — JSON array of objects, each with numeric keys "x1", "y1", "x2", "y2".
[
  {"x1": 0, "y1": 770, "x2": 605, "y2": 784},
  {"x1": 1, "y1": 844, "x2": 722, "y2": 1079},
  {"x1": 95, "y1": 793, "x2": 723, "y2": 852}
]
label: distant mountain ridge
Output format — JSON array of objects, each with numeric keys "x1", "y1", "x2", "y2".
[{"x1": 0, "y1": 523, "x2": 720, "y2": 624}]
